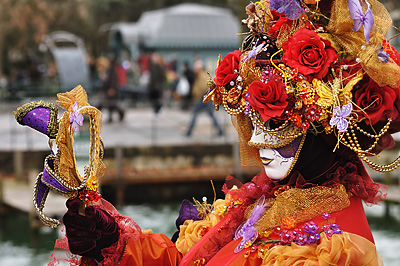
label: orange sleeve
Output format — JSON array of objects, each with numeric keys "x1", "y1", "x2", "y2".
[{"x1": 118, "y1": 233, "x2": 182, "y2": 266}]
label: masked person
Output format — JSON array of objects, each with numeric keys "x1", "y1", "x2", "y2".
[{"x1": 59, "y1": 0, "x2": 400, "y2": 265}]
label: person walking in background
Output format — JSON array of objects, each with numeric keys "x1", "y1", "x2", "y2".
[
  {"x1": 185, "y1": 59, "x2": 223, "y2": 137},
  {"x1": 98, "y1": 56, "x2": 125, "y2": 123},
  {"x1": 165, "y1": 60, "x2": 180, "y2": 107},
  {"x1": 148, "y1": 52, "x2": 166, "y2": 115},
  {"x1": 181, "y1": 61, "x2": 195, "y2": 110}
]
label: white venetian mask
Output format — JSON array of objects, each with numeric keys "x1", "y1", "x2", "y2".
[{"x1": 248, "y1": 120, "x2": 305, "y2": 180}]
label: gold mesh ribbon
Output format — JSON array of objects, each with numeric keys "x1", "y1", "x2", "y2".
[
  {"x1": 56, "y1": 110, "x2": 82, "y2": 190},
  {"x1": 231, "y1": 113, "x2": 262, "y2": 167},
  {"x1": 55, "y1": 85, "x2": 106, "y2": 194},
  {"x1": 326, "y1": 0, "x2": 400, "y2": 88},
  {"x1": 246, "y1": 184, "x2": 350, "y2": 233},
  {"x1": 57, "y1": 85, "x2": 90, "y2": 111},
  {"x1": 276, "y1": 18, "x2": 307, "y2": 49}
]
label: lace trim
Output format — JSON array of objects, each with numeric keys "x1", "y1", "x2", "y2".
[
  {"x1": 47, "y1": 227, "x2": 81, "y2": 266},
  {"x1": 48, "y1": 198, "x2": 141, "y2": 266}
]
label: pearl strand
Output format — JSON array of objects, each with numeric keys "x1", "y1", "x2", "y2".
[
  {"x1": 222, "y1": 92, "x2": 245, "y2": 115},
  {"x1": 360, "y1": 154, "x2": 400, "y2": 172}
]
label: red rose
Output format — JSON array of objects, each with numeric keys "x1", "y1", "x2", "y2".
[
  {"x1": 214, "y1": 50, "x2": 242, "y2": 86},
  {"x1": 353, "y1": 78, "x2": 398, "y2": 125},
  {"x1": 282, "y1": 28, "x2": 337, "y2": 79},
  {"x1": 248, "y1": 76, "x2": 288, "y2": 122}
]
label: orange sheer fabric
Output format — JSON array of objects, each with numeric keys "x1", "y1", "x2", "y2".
[
  {"x1": 118, "y1": 233, "x2": 182, "y2": 266},
  {"x1": 260, "y1": 232, "x2": 383, "y2": 266}
]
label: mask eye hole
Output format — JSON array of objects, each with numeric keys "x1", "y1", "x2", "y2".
[{"x1": 267, "y1": 120, "x2": 284, "y2": 130}]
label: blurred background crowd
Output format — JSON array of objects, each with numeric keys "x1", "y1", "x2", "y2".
[{"x1": 0, "y1": 0, "x2": 245, "y2": 113}]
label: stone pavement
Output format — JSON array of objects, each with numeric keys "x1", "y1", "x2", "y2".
[{"x1": 0, "y1": 101, "x2": 237, "y2": 152}]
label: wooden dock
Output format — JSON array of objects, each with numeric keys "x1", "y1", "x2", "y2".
[
  {"x1": 387, "y1": 186, "x2": 400, "y2": 203},
  {"x1": 384, "y1": 186, "x2": 400, "y2": 218},
  {"x1": 0, "y1": 177, "x2": 67, "y2": 218}
]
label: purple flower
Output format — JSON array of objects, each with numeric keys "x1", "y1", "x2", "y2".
[
  {"x1": 307, "y1": 233, "x2": 320, "y2": 244},
  {"x1": 322, "y1": 225, "x2": 334, "y2": 237},
  {"x1": 69, "y1": 101, "x2": 83, "y2": 133},
  {"x1": 280, "y1": 230, "x2": 296, "y2": 244},
  {"x1": 333, "y1": 228, "x2": 343, "y2": 234},
  {"x1": 325, "y1": 229, "x2": 335, "y2": 237},
  {"x1": 330, "y1": 223, "x2": 339, "y2": 229},
  {"x1": 378, "y1": 47, "x2": 390, "y2": 63},
  {"x1": 294, "y1": 234, "x2": 308, "y2": 245},
  {"x1": 292, "y1": 228, "x2": 303, "y2": 236},
  {"x1": 273, "y1": 226, "x2": 283, "y2": 236},
  {"x1": 322, "y1": 213, "x2": 331, "y2": 219},
  {"x1": 322, "y1": 222, "x2": 343, "y2": 237},
  {"x1": 329, "y1": 103, "x2": 352, "y2": 132},
  {"x1": 270, "y1": 0, "x2": 304, "y2": 20},
  {"x1": 303, "y1": 221, "x2": 319, "y2": 234}
]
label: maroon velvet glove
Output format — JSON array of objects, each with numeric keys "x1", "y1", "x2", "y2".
[{"x1": 63, "y1": 198, "x2": 120, "y2": 262}]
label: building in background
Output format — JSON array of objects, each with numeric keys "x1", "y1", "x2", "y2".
[
  {"x1": 107, "y1": 3, "x2": 241, "y2": 73},
  {"x1": 41, "y1": 31, "x2": 91, "y2": 92}
]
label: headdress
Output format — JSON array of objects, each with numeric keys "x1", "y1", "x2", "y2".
[
  {"x1": 204, "y1": 0, "x2": 400, "y2": 173},
  {"x1": 14, "y1": 85, "x2": 105, "y2": 227}
]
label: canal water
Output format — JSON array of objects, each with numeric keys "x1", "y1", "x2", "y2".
[{"x1": 0, "y1": 202, "x2": 399, "y2": 266}]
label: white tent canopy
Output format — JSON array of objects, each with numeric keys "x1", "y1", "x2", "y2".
[{"x1": 110, "y1": 3, "x2": 241, "y2": 49}]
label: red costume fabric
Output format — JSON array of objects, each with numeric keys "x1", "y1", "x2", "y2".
[{"x1": 112, "y1": 196, "x2": 377, "y2": 266}]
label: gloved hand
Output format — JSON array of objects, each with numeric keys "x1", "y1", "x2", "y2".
[{"x1": 63, "y1": 198, "x2": 120, "y2": 262}]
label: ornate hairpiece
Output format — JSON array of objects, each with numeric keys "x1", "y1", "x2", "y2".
[
  {"x1": 14, "y1": 85, "x2": 105, "y2": 227},
  {"x1": 204, "y1": 0, "x2": 400, "y2": 172}
]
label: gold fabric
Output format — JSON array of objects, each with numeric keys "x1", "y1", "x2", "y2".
[
  {"x1": 276, "y1": 18, "x2": 307, "y2": 49},
  {"x1": 244, "y1": 185, "x2": 351, "y2": 233},
  {"x1": 261, "y1": 232, "x2": 383, "y2": 266},
  {"x1": 231, "y1": 113, "x2": 262, "y2": 167},
  {"x1": 326, "y1": 0, "x2": 400, "y2": 88},
  {"x1": 57, "y1": 85, "x2": 90, "y2": 111},
  {"x1": 56, "y1": 110, "x2": 82, "y2": 189},
  {"x1": 255, "y1": 0, "x2": 274, "y2": 33}
]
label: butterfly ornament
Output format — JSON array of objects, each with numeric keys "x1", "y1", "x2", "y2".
[
  {"x1": 348, "y1": 0, "x2": 374, "y2": 43},
  {"x1": 330, "y1": 103, "x2": 353, "y2": 133}
]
